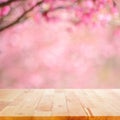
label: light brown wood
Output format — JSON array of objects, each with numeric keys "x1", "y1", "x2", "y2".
[{"x1": 0, "y1": 89, "x2": 120, "y2": 120}]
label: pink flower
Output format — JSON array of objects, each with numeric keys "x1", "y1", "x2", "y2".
[
  {"x1": 1, "y1": 6, "x2": 10, "y2": 16},
  {"x1": 84, "y1": 0, "x2": 94, "y2": 9}
]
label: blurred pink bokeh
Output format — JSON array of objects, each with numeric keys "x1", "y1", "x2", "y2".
[{"x1": 0, "y1": 1, "x2": 120, "y2": 88}]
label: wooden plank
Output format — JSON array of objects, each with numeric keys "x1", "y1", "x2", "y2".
[
  {"x1": 52, "y1": 89, "x2": 68, "y2": 116},
  {"x1": 92, "y1": 89, "x2": 120, "y2": 116},
  {"x1": 0, "y1": 89, "x2": 43, "y2": 116},
  {"x1": 65, "y1": 89, "x2": 87, "y2": 116},
  {"x1": 84, "y1": 89, "x2": 114, "y2": 116},
  {"x1": 0, "y1": 89, "x2": 24, "y2": 102},
  {"x1": 35, "y1": 89, "x2": 54, "y2": 116},
  {"x1": 14, "y1": 89, "x2": 43, "y2": 116},
  {"x1": 75, "y1": 89, "x2": 95, "y2": 116},
  {"x1": 0, "y1": 89, "x2": 119, "y2": 120}
]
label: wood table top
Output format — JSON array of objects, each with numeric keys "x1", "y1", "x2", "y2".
[{"x1": 0, "y1": 89, "x2": 120, "y2": 120}]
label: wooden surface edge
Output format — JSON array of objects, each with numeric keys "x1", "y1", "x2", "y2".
[{"x1": 0, "y1": 116, "x2": 120, "y2": 120}]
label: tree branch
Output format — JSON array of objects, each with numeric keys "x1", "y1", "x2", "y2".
[
  {"x1": 0, "y1": 0, "x2": 27, "y2": 7},
  {"x1": 0, "y1": 0, "x2": 43, "y2": 32}
]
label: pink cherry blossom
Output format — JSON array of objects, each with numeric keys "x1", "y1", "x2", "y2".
[
  {"x1": 0, "y1": 0, "x2": 120, "y2": 88},
  {"x1": 2, "y1": 6, "x2": 10, "y2": 15}
]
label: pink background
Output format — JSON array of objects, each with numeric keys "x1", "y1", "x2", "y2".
[{"x1": 0, "y1": 11, "x2": 120, "y2": 88}]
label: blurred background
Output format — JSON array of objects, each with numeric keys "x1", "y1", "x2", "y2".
[{"x1": 0, "y1": 0, "x2": 120, "y2": 88}]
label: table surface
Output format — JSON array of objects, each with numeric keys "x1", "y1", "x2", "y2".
[{"x1": 0, "y1": 89, "x2": 120, "y2": 120}]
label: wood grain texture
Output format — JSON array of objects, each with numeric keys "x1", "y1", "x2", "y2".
[{"x1": 0, "y1": 89, "x2": 120, "y2": 120}]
